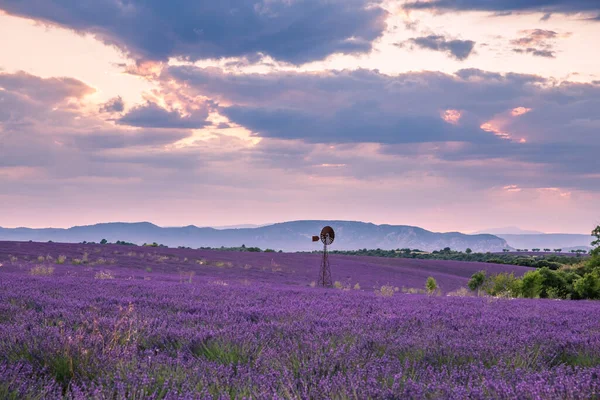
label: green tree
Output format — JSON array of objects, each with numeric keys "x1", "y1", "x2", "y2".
[
  {"x1": 100, "y1": 238, "x2": 108, "y2": 245},
  {"x1": 574, "y1": 271, "x2": 600, "y2": 300},
  {"x1": 521, "y1": 270, "x2": 544, "y2": 298},
  {"x1": 488, "y1": 273, "x2": 521, "y2": 297},
  {"x1": 592, "y1": 226, "x2": 600, "y2": 257},
  {"x1": 465, "y1": 248, "x2": 472, "y2": 254},
  {"x1": 426, "y1": 277, "x2": 438, "y2": 294},
  {"x1": 468, "y1": 271, "x2": 487, "y2": 292}
]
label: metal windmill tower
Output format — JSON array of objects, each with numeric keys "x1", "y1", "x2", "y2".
[{"x1": 312, "y1": 226, "x2": 335, "y2": 287}]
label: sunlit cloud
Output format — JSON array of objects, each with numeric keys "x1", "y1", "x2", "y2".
[
  {"x1": 441, "y1": 109, "x2": 462, "y2": 125},
  {"x1": 480, "y1": 121, "x2": 511, "y2": 140},
  {"x1": 503, "y1": 185, "x2": 522, "y2": 192},
  {"x1": 538, "y1": 187, "x2": 572, "y2": 198},
  {"x1": 512, "y1": 107, "x2": 532, "y2": 116}
]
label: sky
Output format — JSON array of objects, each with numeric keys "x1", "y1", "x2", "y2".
[{"x1": 0, "y1": 0, "x2": 599, "y2": 234}]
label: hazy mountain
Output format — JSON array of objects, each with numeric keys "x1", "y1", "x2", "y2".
[
  {"x1": 475, "y1": 227, "x2": 545, "y2": 235},
  {"x1": 208, "y1": 224, "x2": 270, "y2": 230},
  {"x1": 495, "y1": 234, "x2": 593, "y2": 251},
  {"x1": 0, "y1": 221, "x2": 508, "y2": 252}
]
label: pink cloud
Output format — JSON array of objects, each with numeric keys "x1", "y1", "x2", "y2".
[
  {"x1": 511, "y1": 107, "x2": 532, "y2": 116},
  {"x1": 441, "y1": 109, "x2": 462, "y2": 125}
]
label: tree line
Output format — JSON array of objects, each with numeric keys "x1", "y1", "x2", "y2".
[{"x1": 468, "y1": 226, "x2": 600, "y2": 300}]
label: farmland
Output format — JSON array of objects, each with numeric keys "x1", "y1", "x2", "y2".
[{"x1": 1, "y1": 241, "x2": 600, "y2": 399}]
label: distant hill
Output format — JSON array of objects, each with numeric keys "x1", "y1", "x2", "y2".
[
  {"x1": 476, "y1": 227, "x2": 545, "y2": 235},
  {"x1": 208, "y1": 224, "x2": 271, "y2": 230},
  {"x1": 0, "y1": 221, "x2": 508, "y2": 252},
  {"x1": 495, "y1": 234, "x2": 593, "y2": 251}
]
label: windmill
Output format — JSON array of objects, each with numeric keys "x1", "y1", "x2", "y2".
[{"x1": 312, "y1": 226, "x2": 335, "y2": 287}]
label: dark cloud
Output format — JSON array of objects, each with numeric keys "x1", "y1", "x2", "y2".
[
  {"x1": 0, "y1": 0, "x2": 387, "y2": 64},
  {"x1": 513, "y1": 48, "x2": 555, "y2": 58},
  {"x1": 168, "y1": 66, "x2": 547, "y2": 144},
  {"x1": 64, "y1": 130, "x2": 192, "y2": 151},
  {"x1": 164, "y1": 66, "x2": 600, "y2": 189},
  {"x1": 511, "y1": 29, "x2": 558, "y2": 46},
  {"x1": 216, "y1": 122, "x2": 232, "y2": 129},
  {"x1": 404, "y1": 0, "x2": 600, "y2": 19},
  {"x1": 0, "y1": 71, "x2": 195, "y2": 175},
  {"x1": 117, "y1": 102, "x2": 209, "y2": 129},
  {"x1": 0, "y1": 71, "x2": 94, "y2": 104},
  {"x1": 509, "y1": 29, "x2": 566, "y2": 58},
  {"x1": 99, "y1": 96, "x2": 125, "y2": 113},
  {"x1": 398, "y1": 35, "x2": 476, "y2": 60}
]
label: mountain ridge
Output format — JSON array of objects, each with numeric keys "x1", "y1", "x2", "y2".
[{"x1": 0, "y1": 220, "x2": 508, "y2": 252}]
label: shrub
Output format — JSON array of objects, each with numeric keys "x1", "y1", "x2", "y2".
[
  {"x1": 353, "y1": 283, "x2": 361, "y2": 290},
  {"x1": 56, "y1": 255, "x2": 67, "y2": 264},
  {"x1": 402, "y1": 287, "x2": 426, "y2": 294},
  {"x1": 488, "y1": 272, "x2": 521, "y2": 298},
  {"x1": 520, "y1": 270, "x2": 544, "y2": 298},
  {"x1": 94, "y1": 271, "x2": 115, "y2": 280},
  {"x1": 72, "y1": 259, "x2": 82, "y2": 265},
  {"x1": 376, "y1": 285, "x2": 395, "y2": 297},
  {"x1": 426, "y1": 277, "x2": 438, "y2": 294},
  {"x1": 574, "y1": 271, "x2": 600, "y2": 300},
  {"x1": 30, "y1": 265, "x2": 55, "y2": 276},
  {"x1": 447, "y1": 287, "x2": 474, "y2": 297},
  {"x1": 37, "y1": 256, "x2": 45, "y2": 263},
  {"x1": 145, "y1": 267, "x2": 153, "y2": 273},
  {"x1": 468, "y1": 271, "x2": 487, "y2": 292}
]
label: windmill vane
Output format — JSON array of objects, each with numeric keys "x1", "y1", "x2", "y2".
[{"x1": 313, "y1": 226, "x2": 334, "y2": 287}]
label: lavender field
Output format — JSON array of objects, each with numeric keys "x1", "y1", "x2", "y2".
[{"x1": 1, "y1": 241, "x2": 600, "y2": 399}]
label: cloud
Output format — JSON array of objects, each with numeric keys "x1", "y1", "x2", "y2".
[
  {"x1": 403, "y1": 0, "x2": 600, "y2": 20},
  {"x1": 509, "y1": 29, "x2": 569, "y2": 58},
  {"x1": 63, "y1": 129, "x2": 192, "y2": 151},
  {"x1": 117, "y1": 102, "x2": 210, "y2": 129},
  {"x1": 398, "y1": 35, "x2": 476, "y2": 60},
  {"x1": 1, "y1": 70, "x2": 598, "y2": 231},
  {"x1": 163, "y1": 66, "x2": 600, "y2": 191},
  {"x1": 513, "y1": 48, "x2": 555, "y2": 58},
  {"x1": 0, "y1": 71, "x2": 195, "y2": 173},
  {"x1": 100, "y1": 96, "x2": 125, "y2": 113},
  {"x1": 0, "y1": 0, "x2": 388, "y2": 64},
  {"x1": 0, "y1": 70, "x2": 94, "y2": 104},
  {"x1": 167, "y1": 66, "x2": 547, "y2": 145}
]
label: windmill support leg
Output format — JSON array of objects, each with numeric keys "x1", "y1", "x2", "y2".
[{"x1": 319, "y1": 243, "x2": 333, "y2": 287}]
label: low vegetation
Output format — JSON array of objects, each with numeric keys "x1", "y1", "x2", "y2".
[
  {"x1": 468, "y1": 226, "x2": 600, "y2": 300},
  {"x1": 29, "y1": 265, "x2": 55, "y2": 276}
]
